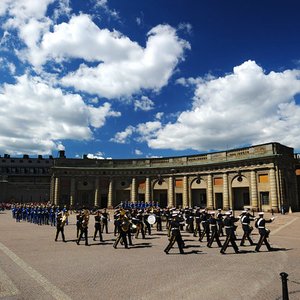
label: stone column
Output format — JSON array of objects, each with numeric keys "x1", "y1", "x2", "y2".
[
  {"x1": 277, "y1": 169, "x2": 285, "y2": 207},
  {"x1": 145, "y1": 177, "x2": 151, "y2": 203},
  {"x1": 54, "y1": 177, "x2": 60, "y2": 206},
  {"x1": 108, "y1": 179, "x2": 114, "y2": 208},
  {"x1": 250, "y1": 170, "x2": 258, "y2": 211},
  {"x1": 207, "y1": 174, "x2": 213, "y2": 209},
  {"x1": 70, "y1": 178, "x2": 75, "y2": 207},
  {"x1": 223, "y1": 173, "x2": 229, "y2": 210},
  {"x1": 131, "y1": 177, "x2": 137, "y2": 203},
  {"x1": 168, "y1": 176, "x2": 174, "y2": 207},
  {"x1": 270, "y1": 168, "x2": 279, "y2": 212},
  {"x1": 182, "y1": 175, "x2": 188, "y2": 208},
  {"x1": 94, "y1": 177, "x2": 100, "y2": 207}
]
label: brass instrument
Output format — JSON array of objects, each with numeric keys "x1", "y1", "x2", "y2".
[
  {"x1": 121, "y1": 216, "x2": 130, "y2": 232},
  {"x1": 82, "y1": 209, "x2": 90, "y2": 228}
]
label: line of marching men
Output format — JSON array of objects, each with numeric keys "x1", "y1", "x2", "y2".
[
  {"x1": 164, "y1": 208, "x2": 276, "y2": 254},
  {"x1": 53, "y1": 206, "x2": 276, "y2": 254}
]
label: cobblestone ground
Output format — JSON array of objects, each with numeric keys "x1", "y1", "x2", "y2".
[{"x1": 0, "y1": 210, "x2": 299, "y2": 300}]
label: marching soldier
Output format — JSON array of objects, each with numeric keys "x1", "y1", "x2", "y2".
[
  {"x1": 101, "y1": 208, "x2": 109, "y2": 234},
  {"x1": 207, "y1": 212, "x2": 222, "y2": 248},
  {"x1": 113, "y1": 210, "x2": 129, "y2": 249},
  {"x1": 216, "y1": 208, "x2": 224, "y2": 237},
  {"x1": 77, "y1": 210, "x2": 89, "y2": 246},
  {"x1": 155, "y1": 208, "x2": 162, "y2": 231},
  {"x1": 220, "y1": 211, "x2": 240, "y2": 254},
  {"x1": 255, "y1": 212, "x2": 275, "y2": 252},
  {"x1": 199, "y1": 209, "x2": 210, "y2": 242},
  {"x1": 164, "y1": 212, "x2": 185, "y2": 254},
  {"x1": 93, "y1": 210, "x2": 104, "y2": 242},
  {"x1": 194, "y1": 207, "x2": 201, "y2": 237},
  {"x1": 240, "y1": 211, "x2": 255, "y2": 246},
  {"x1": 55, "y1": 211, "x2": 66, "y2": 242}
]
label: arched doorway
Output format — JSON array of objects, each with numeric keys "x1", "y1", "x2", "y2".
[
  {"x1": 191, "y1": 177, "x2": 207, "y2": 208},
  {"x1": 153, "y1": 179, "x2": 168, "y2": 208},
  {"x1": 232, "y1": 175, "x2": 250, "y2": 210}
]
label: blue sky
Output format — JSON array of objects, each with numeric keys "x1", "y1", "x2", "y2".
[{"x1": 1, "y1": 0, "x2": 300, "y2": 159}]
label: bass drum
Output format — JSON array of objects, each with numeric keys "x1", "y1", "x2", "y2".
[
  {"x1": 131, "y1": 223, "x2": 137, "y2": 233},
  {"x1": 147, "y1": 214, "x2": 156, "y2": 225}
]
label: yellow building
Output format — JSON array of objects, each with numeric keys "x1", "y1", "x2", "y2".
[{"x1": 50, "y1": 142, "x2": 300, "y2": 212}]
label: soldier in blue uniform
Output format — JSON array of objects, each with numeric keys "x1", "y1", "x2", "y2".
[
  {"x1": 255, "y1": 212, "x2": 275, "y2": 252},
  {"x1": 220, "y1": 212, "x2": 240, "y2": 254}
]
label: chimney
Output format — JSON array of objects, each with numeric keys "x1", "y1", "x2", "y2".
[{"x1": 59, "y1": 150, "x2": 66, "y2": 158}]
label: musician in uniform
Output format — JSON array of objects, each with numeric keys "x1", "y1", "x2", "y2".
[
  {"x1": 77, "y1": 210, "x2": 89, "y2": 246},
  {"x1": 113, "y1": 210, "x2": 129, "y2": 249},
  {"x1": 76, "y1": 210, "x2": 82, "y2": 238},
  {"x1": 93, "y1": 210, "x2": 104, "y2": 242},
  {"x1": 220, "y1": 211, "x2": 239, "y2": 254},
  {"x1": 155, "y1": 208, "x2": 162, "y2": 231},
  {"x1": 207, "y1": 212, "x2": 222, "y2": 248},
  {"x1": 135, "y1": 210, "x2": 146, "y2": 239},
  {"x1": 199, "y1": 209, "x2": 210, "y2": 242},
  {"x1": 194, "y1": 208, "x2": 201, "y2": 237},
  {"x1": 143, "y1": 209, "x2": 151, "y2": 236},
  {"x1": 216, "y1": 208, "x2": 224, "y2": 237},
  {"x1": 240, "y1": 211, "x2": 255, "y2": 246},
  {"x1": 101, "y1": 208, "x2": 109, "y2": 234},
  {"x1": 55, "y1": 212, "x2": 66, "y2": 242},
  {"x1": 255, "y1": 212, "x2": 275, "y2": 252},
  {"x1": 164, "y1": 212, "x2": 185, "y2": 254}
]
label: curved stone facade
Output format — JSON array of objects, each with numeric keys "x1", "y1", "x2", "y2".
[{"x1": 50, "y1": 142, "x2": 300, "y2": 212}]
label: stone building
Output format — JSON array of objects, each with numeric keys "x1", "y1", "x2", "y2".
[
  {"x1": 0, "y1": 154, "x2": 52, "y2": 203},
  {"x1": 50, "y1": 142, "x2": 300, "y2": 212}
]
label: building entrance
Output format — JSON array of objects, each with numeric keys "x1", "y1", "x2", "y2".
[
  {"x1": 233, "y1": 187, "x2": 250, "y2": 210},
  {"x1": 153, "y1": 190, "x2": 167, "y2": 208},
  {"x1": 191, "y1": 189, "x2": 207, "y2": 208}
]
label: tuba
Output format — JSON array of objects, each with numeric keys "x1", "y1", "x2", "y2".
[
  {"x1": 121, "y1": 216, "x2": 130, "y2": 232},
  {"x1": 82, "y1": 210, "x2": 90, "y2": 228}
]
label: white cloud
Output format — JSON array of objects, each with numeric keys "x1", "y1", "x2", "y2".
[
  {"x1": 134, "y1": 96, "x2": 154, "y2": 111},
  {"x1": 0, "y1": 74, "x2": 120, "y2": 154},
  {"x1": 58, "y1": 20, "x2": 190, "y2": 98},
  {"x1": 136, "y1": 121, "x2": 162, "y2": 142},
  {"x1": 178, "y1": 22, "x2": 192, "y2": 35},
  {"x1": 146, "y1": 60, "x2": 300, "y2": 151},
  {"x1": 135, "y1": 149, "x2": 143, "y2": 155},
  {"x1": 87, "y1": 151, "x2": 107, "y2": 159},
  {"x1": 110, "y1": 125, "x2": 135, "y2": 144},
  {"x1": 155, "y1": 112, "x2": 164, "y2": 120},
  {"x1": 93, "y1": 0, "x2": 119, "y2": 19}
]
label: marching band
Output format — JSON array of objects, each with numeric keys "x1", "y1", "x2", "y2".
[{"x1": 9, "y1": 202, "x2": 277, "y2": 254}]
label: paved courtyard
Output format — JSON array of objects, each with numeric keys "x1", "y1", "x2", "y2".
[{"x1": 0, "y1": 210, "x2": 300, "y2": 300}]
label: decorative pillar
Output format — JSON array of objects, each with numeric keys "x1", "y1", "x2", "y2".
[
  {"x1": 168, "y1": 176, "x2": 174, "y2": 207},
  {"x1": 131, "y1": 177, "x2": 137, "y2": 203},
  {"x1": 270, "y1": 168, "x2": 279, "y2": 212},
  {"x1": 94, "y1": 177, "x2": 100, "y2": 207},
  {"x1": 223, "y1": 173, "x2": 229, "y2": 210},
  {"x1": 70, "y1": 178, "x2": 75, "y2": 207},
  {"x1": 145, "y1": 177, "x2": 150, "y2": 203},
  {"x1": 182, "y1": 175, "x2": 188, "y2": 208},
  {"x1": 207, "y1": 174, "x2": 213, "y2": 209},
  {"x1": 54, "y1": 177, "x2": 60, "y2": 206},
  {"x1": 108, "y1": 178, "x2": 114, "y2": 208},
  {"x1": 250, "y1": 170, "x2": 258, "y2": 211}
]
